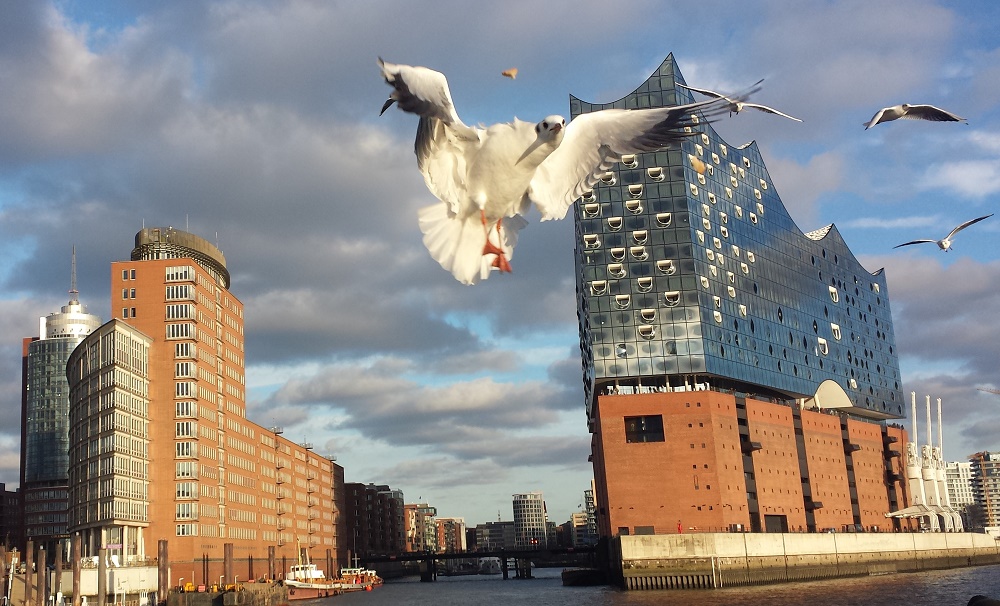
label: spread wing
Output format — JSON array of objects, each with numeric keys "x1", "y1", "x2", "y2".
[
  {"x1": 744, "y1": 103, "x2": 802, "y2": 122},
  {"x1": 892, "y1": 239, "x2": 936, "y2": 249},
  {"x1": 864, "y1": 107, "x2": 893, "y2": 129},
  {"x1": 674, "y1": 82, "x2": 727, "y2": 101},
  {"x1": 901, "y1": 104, "x2": 966, "y2": 123},
  {"x1": 529, "y1": 84, "x2": 760, "y2": 221},
  {"x1": 379, "y1": 59, "x2": 482, "y2": 213},
  {"x1": 946, "y1": 213, "x2": 993, "y2": 240}
]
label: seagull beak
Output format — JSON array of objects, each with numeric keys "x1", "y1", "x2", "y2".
[
  {"x1": 551, "y1": 123, "x2": 562, "y2": 134},
  {"x1": 379, "y1": 98, "x2": 396, "y2": 116}
]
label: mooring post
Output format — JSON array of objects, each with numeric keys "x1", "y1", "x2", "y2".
[
  {"x1": 156, "y1": 540, "x2": 168, "y2": 606},
  {"x1": 223, "y1": 544, "x2": 233, "y2": 587},
  {"x1": 25, "y1": 539, "x2": 34, "y2": 605},
  {"x1": 97, "y1": 548, "x2": 107, "y2": 606},
  {"x1": 54, "y1": 540, "x2": 64, "y2": 596},
  {"x1": 72, "y1": 534, "x2": 81, "y2": 606},
  {"x1": 35, "y1": 545, "x2": 45, "y2": 606}
]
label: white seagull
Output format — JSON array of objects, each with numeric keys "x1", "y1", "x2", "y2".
[
  {"x1": 379, "y1": 58, "x2": 760, "y2": 284},
  {"x1": 864, "y1": 104, "x2": 967, "y2": 129},
  {"x1": 675, "y1": 82, "x2": 801, "y2": 122},
  {"x1": 892, "y1": 214, "x2": 993, "y2": 251}
]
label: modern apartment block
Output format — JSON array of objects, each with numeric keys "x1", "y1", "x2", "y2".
[
  {"x1": 970, "y1": 452, "x2": 1000, "y2": 528},
  {"x1": 434, "y1": 517, "x2": 466, "y2": 553},
  {"x1": 344, "y1": 483, "x2": 405, "y2": 558},
  {"x1": 67, "y1": 227, "x2": 341, "y2": 580},
  {"x1": 946, "y1": 461, "x2": 976, "y2": 508},
  {"x1": 21, "y1": 263, "x2": 102, "y2": 554},
  {"x1": 571, "y1": 55, "x2": 909, "y2": 537},
  {"x1": 512, "y1": 492, "x2": 548, "y2": 548},
  {"x1": 403, "y1": 503, "x2": 437, "y2": 553}
]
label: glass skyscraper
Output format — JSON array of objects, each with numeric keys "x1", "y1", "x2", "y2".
[{"x1": 21, "y1": 267, "x2": 102, "y2": 551}]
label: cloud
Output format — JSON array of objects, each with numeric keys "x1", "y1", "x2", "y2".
[
  {"x1": 2, "y1": 0, "x2": 999, "y2": 523},
  {"x1": 842, "y1": 215, "x2": 942, "y2": 230},
  {"x1": 759, "y1": 151, "x2": 845, "y2": 228}
]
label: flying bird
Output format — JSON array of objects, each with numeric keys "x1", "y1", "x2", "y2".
[
  {"x1": 675, "y1": 82, "x2": 801, "y2": 122},
  {"x1": 502, "y1": 68, "x2": 518, "y2": 79},
  {"x1": 892, "y1": 214, "x2": 992, "y2": 251},
  {"x1": 379, "y1": 58, "x2": 761, "y2": 284},
  {"x1": 864, "y1": 104, "x2": 967, "y2": 129}
]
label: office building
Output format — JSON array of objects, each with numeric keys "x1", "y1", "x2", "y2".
[
  {"x1": 67, "y1": 227, "x2": 340, "y2": 580},
  {"x1": 472, "y1": 520, "x2": 514, "y2": 551},
  {"x1": 512, "y1": 492, "x2": 548, "y2": 548},
  {"x1": 571, "y1": 55, "x2": 909, "y2": 537},
  {"x1": 20, "y1": 255, "x2": 102, "y2": 554},
  {"x1": 0, "y1": 484, "x2": 22, "y2": 549}
]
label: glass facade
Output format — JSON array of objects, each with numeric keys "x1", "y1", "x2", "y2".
[
  {"x1": 512, "y1": 492, "x2": 548, "y2": 549},
  {"x1": 23, "y1": 297, "x2": 102, "y2": 545},
  {"x1": 572, "y1": 55, "x2": 903, "y2": 421}
]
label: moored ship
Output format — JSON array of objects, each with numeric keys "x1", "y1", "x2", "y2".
[{"x1": 285, "y1": 562, "x2": 343, "y2": 600}]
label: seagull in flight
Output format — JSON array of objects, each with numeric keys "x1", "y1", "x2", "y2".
[
  {"x1": 893, "y1": 214, "x2": 992, "y2": 251},
  {"x1": 379, "y1": 58, "x2": 760, "y2": 284},
  {"x1": 675, "y1": 82, "x2": 801, "y2": 122},
  {"x1": 864, "y1": 104, "x2": 966, "y2": 129}
]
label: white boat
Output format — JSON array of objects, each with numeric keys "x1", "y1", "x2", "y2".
[{"x1": 285, "y1": 562, "x2": 343, "y2": 599}]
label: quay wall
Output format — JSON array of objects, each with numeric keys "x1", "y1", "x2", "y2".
[{"x1": 613, "y1": 532, "x2": 1000, "y2": 590}]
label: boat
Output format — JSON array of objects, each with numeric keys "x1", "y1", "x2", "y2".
[
  {"x1": 337, "y1": 566, "x2": 382, "y2": 592},
  {"x1": 285, "y1": 562, "x2": 343, "y2": 599}
]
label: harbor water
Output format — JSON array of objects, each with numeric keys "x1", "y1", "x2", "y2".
[{"x1": 305, "y1": 565, "x2": 1000, "y2": 606}]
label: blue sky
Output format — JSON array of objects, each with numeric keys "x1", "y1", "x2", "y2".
[{"x1": 2, "y1": 0, "x2": 999, "y2": 526}]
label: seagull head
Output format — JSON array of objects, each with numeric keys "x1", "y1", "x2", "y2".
[{"x1": 535, "y1": 115, "x2": 566, "y2": 142}]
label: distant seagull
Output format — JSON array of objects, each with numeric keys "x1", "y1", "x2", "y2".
[
  {"x1": 676, "y1": 82, "x2": 802, "y2": 122},
  {"x1": 502, "y1": 68, "x2": 518, "y2": 79},
  {"x1": 379, "y1": 58, "x2": 760, "y2": 284},
  {"x1": 893, "y1": 214, "x2": 993, "y2": 251},
  {"x1": 864, "y1": 104, "x2": 967, "y2": 129}
]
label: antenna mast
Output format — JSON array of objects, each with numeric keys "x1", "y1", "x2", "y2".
[{"x1": 69, "y1": 245, "x2": 79, "y2": 303}]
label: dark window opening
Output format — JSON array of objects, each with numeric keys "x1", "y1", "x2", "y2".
[{"x1": 625, "y1": 415, "x2": 665, "y2": 443}]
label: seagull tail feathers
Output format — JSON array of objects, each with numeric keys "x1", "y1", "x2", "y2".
[
  {"x1": 418, "y1": 204, "x2": 528, "y2": 285},
  {"x1": 418, "y1": 202, "x2": 528, "y2": 284}
]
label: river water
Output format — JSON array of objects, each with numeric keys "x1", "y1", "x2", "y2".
[{"x1": 304, "y1": 565, "x2": 1000, "y2": 606}]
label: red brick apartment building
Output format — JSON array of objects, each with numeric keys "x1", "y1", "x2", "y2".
[{"x1": 67, "y1": 228, "x2": 345, "y2": 582}]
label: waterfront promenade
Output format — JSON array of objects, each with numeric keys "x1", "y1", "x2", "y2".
[{"x1": 613, "y1": 532, "x2": 1000, "y2": 590}]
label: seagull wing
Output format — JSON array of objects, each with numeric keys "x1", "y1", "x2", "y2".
[
  {"x1": 379, "y1": 59, "x2": 482, "y2": 213},
  {"x1": 892, "y1": 239, "x2": 937, "y2": 249},
  {"x1": 530, "y1": 85, "x2": 760, "y2": 221},
  {"x1": 743, "y1": 102, "x2": 802, "y2": 122},
  {"x1": 901, "y1": 104, "x2": 966, "y2": 123},
  {"x1": 379, "y1": 59, "x2": 472, "y2": 129},
  {"x1": 864, "y1": 107, "x2": 893, "y2": 129},
  {"x1": 946, "y1": 213, "x2": 993, "y2": 240},
  {"x1": 674, "y1": 82, "x2": 727, "y2": 100}
]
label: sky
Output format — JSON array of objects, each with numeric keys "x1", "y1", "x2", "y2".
[{"x1": 1, "y1": 0, "x2": 999, "y2": 527}]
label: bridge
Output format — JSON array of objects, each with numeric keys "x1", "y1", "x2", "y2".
[{"x1": 359, "y1": 546, "x2": 599, "y2": 582}]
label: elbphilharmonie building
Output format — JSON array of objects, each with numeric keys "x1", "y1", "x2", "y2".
[{"x1": 573, "y1": 56, "x2": 910, "y2": 537}]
